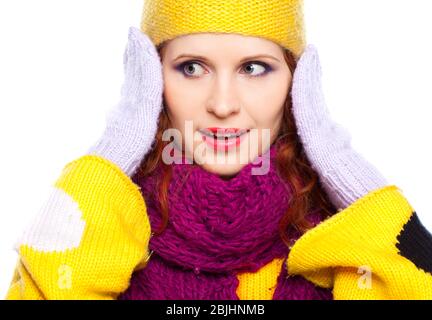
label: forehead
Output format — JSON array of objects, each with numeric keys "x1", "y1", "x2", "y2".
[{"x1": 162, "y1": 33, "x2": 283, "y2": 58}]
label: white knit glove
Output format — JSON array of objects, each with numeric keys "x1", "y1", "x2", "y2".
[
  {"x1": 291, "y1": 44, "x2": 388, "y2": 210},
  {"x1": 87, "y1": 26, "x2": 164, "y2": 177}
]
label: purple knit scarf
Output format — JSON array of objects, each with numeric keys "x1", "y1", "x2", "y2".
[{"x1": 118, "y1": 144, "x2": 333, "y2": 300}]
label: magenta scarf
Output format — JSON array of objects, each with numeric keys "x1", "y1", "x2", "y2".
[{"x1": 118, "y1": 144, "x2": 333, "y2": 300}]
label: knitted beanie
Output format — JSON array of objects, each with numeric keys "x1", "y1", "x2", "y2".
[{"x1": 140, "y1": 0, "x2": 306, "y2": 59}]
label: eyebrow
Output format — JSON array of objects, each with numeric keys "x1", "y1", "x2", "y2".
[{"x1": 173, "y1": 54, "x2": 281, "y2": 63}]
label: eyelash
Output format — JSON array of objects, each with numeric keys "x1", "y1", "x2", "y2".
[{"x1": 175, "y1": 60, "x2": 273, "y2": 78}]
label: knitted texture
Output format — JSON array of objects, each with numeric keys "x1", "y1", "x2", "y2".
[
  {"x1": 6, "y1": 154, "x2": 432, "y2": 299},
  {"x1": 141, "y1": 0, "x2": 306, "y2": 59},
  {"x1": 291, "y1": 45, "x2": 388, "y2": 210},
  {"x1": 87, "y1": 27, "x2": 164, "y2": 177},
  {"x1": 287, "y1": 185, "x2": 432, "y2": 299},
  {"x1": 7, "y1": 155, "x2": 152, "y2": 299},
  {"x1": 118, "y1": 143, "x2": 333, "y2": 300}
]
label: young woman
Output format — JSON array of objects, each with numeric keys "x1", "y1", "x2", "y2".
[{"x1": 6, "y1": 0, "x2": 432, "y2": 300}]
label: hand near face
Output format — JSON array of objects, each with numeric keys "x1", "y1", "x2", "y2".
[
  {"x1": 291, "y1": 45, "x2": 388, "y2": 210},
  {"x1": 87, "y1": 26, "x2": 164, "y2": 177}
]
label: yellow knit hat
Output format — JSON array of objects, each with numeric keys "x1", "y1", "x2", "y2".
[{"x1": 140, "y1": 0, "x2": 306, "y2": 59}]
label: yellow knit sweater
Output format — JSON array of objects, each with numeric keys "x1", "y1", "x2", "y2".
[{"x1": 5, "y1": 155, "x2": 432, "y2": 299}]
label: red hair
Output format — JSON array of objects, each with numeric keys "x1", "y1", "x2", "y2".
[{"x1": 133, "y1": 44, "x2": 336, "y2": 247}]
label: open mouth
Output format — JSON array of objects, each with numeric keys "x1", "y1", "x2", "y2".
[{"x1": 199, "y1": 129, "x2": 250, "y2": 151}]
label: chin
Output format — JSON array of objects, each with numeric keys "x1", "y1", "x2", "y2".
[{"x1": 199, "y1": 162, "x2": 246, "y2": 179}]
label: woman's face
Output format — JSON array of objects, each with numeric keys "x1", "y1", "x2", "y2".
[{"x1": 160, "y1": 33, "x2": 292, "y2": 178}]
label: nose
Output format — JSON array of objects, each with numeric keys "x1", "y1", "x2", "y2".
[{"x1": 206, "y1": 77, "x2": 241, "y2": 118}]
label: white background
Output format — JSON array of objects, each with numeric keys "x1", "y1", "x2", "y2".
[{"x1": 1, "y1": 0, "x2": 431, "y2": 298}]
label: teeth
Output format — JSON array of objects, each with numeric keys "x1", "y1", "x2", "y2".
[
  {"x1": 201, "y1": 130, "x2": 248, "y2": 139},
  {"x1": 216, "y1": 135, "x2": 237, "y2": 140},
  {"x1": 215, "y1": 133, "x2": 243, "y2": 139}
]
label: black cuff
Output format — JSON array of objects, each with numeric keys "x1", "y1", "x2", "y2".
[{"x1": 396, "y1": 211, "x2": 432, "y2": 274}]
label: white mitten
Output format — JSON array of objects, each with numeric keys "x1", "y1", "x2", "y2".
[
  {"x1": 291, "y1": 45, "x2": 388, "y2": 210},
  {"x1": 87, "y1": 26, "x2": 164, "y2": 177}
]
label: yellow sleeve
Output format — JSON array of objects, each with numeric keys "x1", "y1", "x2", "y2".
[
  {"x1": 5, "y1": 155, "x2": 152, "y2": 300},
  {"x1": 286, "y1": 185, "x2": 432, "y2": 300}
]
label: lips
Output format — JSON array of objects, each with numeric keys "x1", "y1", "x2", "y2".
[
  {"x1": 199, "y1": 127, "x2": 250, "y2": 152},
  {"x1": 200, "y1": 128, "x2": 250, "y2": 139}
]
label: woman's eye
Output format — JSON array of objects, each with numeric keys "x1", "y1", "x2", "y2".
[
  {"x1": 242, "y1": 62, "x2": 269, "y2": 77},
  {"x1": 180, "y1": 62, "x2": 206, "y2": 77}
]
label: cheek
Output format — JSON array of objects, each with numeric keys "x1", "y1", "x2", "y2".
[
  {"x1": 245, "y1": 86, "x2": 286, "y2": 127},
  {"x1": 247, "y1": 105, "x2": 284, "y2": 132},
  {"x1": 163, "y1": 73, "x2": 189, "y2": 114},
  {"x1": 163, "y1": 87, "x2": 202, "y2": 132},
  {"x1": 264, "y1": 76, "x2": 289, "y2": 130},
  {"x1": 260, "y1": 75, "x2": 290, "y2": 106},
  {"x1": 240, "y1": 71, "x2": 289, "y2": 112}
]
